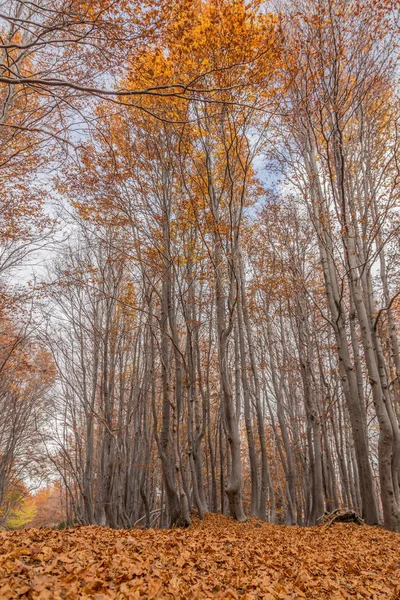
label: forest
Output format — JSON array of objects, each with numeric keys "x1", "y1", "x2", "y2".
[{"x1": 0, "y1": 0, "x2": 400, "y2": 595}]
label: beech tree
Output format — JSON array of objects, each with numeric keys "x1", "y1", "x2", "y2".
[{"x1": 276, "y1": 0, "x2": 400, "y2": 531}]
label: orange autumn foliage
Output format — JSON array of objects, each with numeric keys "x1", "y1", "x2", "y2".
[{"x1": 30, "y1": 484, "x2": 64, "y2": 529}]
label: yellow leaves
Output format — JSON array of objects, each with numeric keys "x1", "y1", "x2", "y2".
[
  {"x1": 119, "y1": 0, "x2": 280, "y2": 115},
  {"x1": 1, "y1": 485, "x2": 37, "y2": 531}
]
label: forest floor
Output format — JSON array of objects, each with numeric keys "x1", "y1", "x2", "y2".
[{"x1": 1, "y1": 513, "x2": 399, "y2": 599}]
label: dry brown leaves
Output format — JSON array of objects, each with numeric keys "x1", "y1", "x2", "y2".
[{"x1": 1, "y1": 513, "x2": 399, "y2": 599}]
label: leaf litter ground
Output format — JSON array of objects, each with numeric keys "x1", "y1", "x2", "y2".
[{"x1": 1, "y1": 513, "x2": 399, "y2": 599}]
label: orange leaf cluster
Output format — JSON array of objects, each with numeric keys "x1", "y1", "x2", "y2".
[{"x1": 1, "y1": 514, "x2": 399, "y2": 599}]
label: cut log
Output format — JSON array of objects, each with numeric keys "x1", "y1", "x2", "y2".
[{"x1": 319, "y1": 509, "x2": 365, "y2": 527}]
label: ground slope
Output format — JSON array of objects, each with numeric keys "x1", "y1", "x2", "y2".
[{"x1": 1, "y1": 513, "x2": 399, "y2": 599}]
